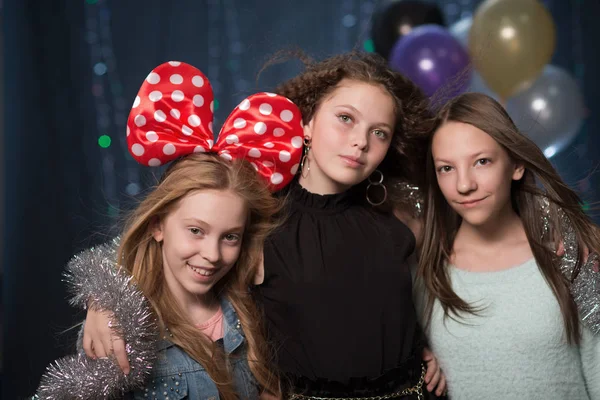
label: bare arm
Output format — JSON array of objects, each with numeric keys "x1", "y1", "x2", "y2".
[
  {"x1": 394, "y1": 208, "x2": 424, "y2": 252},
  {"x1": 253, "y1": 250, "x2": 266, "y2": 285},
  {"x1": 259, "y1": 391, "x2": 281, "y2": 400}
]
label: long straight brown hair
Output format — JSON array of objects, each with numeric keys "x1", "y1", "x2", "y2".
[
  {"x1": 419, "y1": 92, "x2": 600, "y2": 344},
  {"x1": 118, "y1": 153, "x2": 282, "y2": 399}
]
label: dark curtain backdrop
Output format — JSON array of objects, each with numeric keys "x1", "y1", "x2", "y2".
[{"x1": 3, "y1": 0, "x2": 600, "y2": 398}]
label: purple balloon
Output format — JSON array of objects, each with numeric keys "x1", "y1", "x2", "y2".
[{"x1": 389, "y1": 24, "x2": 471, "y2": 97}]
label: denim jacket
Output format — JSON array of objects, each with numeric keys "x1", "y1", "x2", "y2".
[
  {"x1": 34, "y1": 241, "x2": 261, "y2": 400},
  {"x1": 129, "y1": 297, "x2": 259, "y2": 400}
]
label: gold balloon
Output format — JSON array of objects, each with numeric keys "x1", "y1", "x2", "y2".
[{"x1": 468, "y1": 0, "x2": 556, "y2": 99}]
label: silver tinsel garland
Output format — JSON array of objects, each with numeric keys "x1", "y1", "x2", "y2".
[
  {"x1": 572, "y1": 253, "x2": 600, "y2": 334},
  {"x1": 395, "y1": 182, "x2": 424, "y2": 218},
  {"x1": 540, "y1": 197, "x2": 600, "y2": 334},
  {"x1": 34, "y1": 238, "x2": 159, "y2": 399}
]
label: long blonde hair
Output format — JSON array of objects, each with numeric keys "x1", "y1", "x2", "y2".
[{"x1": 118, "y1": 153, "x2": 282, "y2": 399}]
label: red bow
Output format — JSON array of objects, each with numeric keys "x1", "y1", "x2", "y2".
[{"x1": 126, "y1": 61, "x2": 304, "y2": 191}]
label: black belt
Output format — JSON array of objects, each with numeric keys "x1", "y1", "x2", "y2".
[{"x1": 286, "y1": 356, "x2": 425, "y2": 399}]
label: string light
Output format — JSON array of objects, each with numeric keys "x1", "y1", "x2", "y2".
[
  {"x1": 360, "y1": 1, "x2": 375, "y2": 52},
  {"x1": 223, "y1": 0, "x2": 249, "y2": 102},
  {"x1": 208, "y1": 0, "x2": 222, "y2": 132},
  {"x1": 98, "y1": 135, "x2": 112, "y2": 148},
  {"x1": 338, "y1": 0, "x2": 354, "y2": 51},
  {"x1": 78, "y1": 0, "x2": 595, "y2": 222},
  {"x1": 85, "y1": 0, "x2": 142, "y2": 209}
]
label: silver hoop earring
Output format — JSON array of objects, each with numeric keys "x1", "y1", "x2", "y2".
[
  {"x1": 299, "y1": 136, "x2": 311, "y2": 178},
  {"x1": 366, "y1": 169, "x2": 387, "y2": 206}
]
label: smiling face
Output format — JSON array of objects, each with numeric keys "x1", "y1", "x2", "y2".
[
  {"x1": 153, "y1": 189, "x2": 248, "y2": 307},
  {"x1": 432, "y1": 121, "x2": 524, "y2": 228},
  {"x1": 299, "y1": 78, "x2": 397, "y2": 194}
]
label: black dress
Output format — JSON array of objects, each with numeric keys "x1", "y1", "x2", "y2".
[{"x1": 257, "y1": 181, "x2": 427, "y2": 397}]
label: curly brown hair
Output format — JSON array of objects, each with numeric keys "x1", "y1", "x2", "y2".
[{"x1": 262, "y1": 51, "x2": 433, "y2": 211}]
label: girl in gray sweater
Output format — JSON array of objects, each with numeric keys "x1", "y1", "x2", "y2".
[{"x1": 416, "y1": 92, "x2": 600, "y2": 399}]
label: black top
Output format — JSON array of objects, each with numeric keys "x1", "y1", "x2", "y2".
[{"x1": 257, "y1": 181, "x2": 423, "y2": 385}]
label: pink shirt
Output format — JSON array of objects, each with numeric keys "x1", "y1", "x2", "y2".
[{"x1": 196, "y1": 307, "x2": 224, "y2": 341}]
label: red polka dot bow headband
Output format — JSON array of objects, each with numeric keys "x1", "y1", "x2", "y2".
[{"x1": 126, "y1": 61, "x2": 304, "y2": 191}]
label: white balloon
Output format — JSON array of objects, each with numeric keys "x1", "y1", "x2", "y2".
[{"x1": 506, "y1": 65, "x2": 585, "y2": 158}]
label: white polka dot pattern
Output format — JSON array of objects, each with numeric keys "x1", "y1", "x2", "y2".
[{"x1": 126, "y1": 61, "x2": 303, "y2": 191}]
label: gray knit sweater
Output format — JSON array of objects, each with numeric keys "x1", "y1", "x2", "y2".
[{"x1": 414, "y1": 258, "x2": 600, "y2": 400}]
